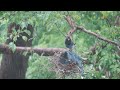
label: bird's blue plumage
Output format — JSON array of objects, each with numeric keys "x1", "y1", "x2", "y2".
[
  {"x1": 65, "y1": 36, "x2": 74, "y2": 49},
  {"x1": 59, "y1": 51, "x2": 84, "y2": 76}
]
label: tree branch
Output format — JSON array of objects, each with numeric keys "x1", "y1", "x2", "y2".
[
  {"x1": 0, "y1": 44, "x2": 67, "y2": 56},
  {"x1": 65, "y1": 15, "x2": 76, "y2": 30},
  {"x1": 77, "y1": 26, "x2": 120, "y2": 47},
  {"x1": 65, "y1": 15, "x2": 120, "y2": 47}
]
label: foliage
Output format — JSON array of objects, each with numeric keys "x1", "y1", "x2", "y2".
[
  {"x1": 26, "y1": 53, "x2": 56, "y2": 79},
  {"x1": 0, "y1": 11, "x2": 120, "y2": 79}
]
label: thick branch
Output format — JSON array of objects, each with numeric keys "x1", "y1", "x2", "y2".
[
  {"x1": 65, "y1": 16, "x2": 76, "y2": 38},
  {"x1": 77, "y1": 26, "x2": 120, "y2": 47},
  {"x1": 0, "y1": 44, "x2": 67, "y2": 56},
  {"x1": 65, "y1": 15, "x2": 76, "y2": 30},
  {"x1": 65, "y1": 15, "x2": 120, "y2": 47}
]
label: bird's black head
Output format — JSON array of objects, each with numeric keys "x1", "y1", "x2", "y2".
[{"x1": 65, "y1": 36, "x2": 72, "y2": 45}]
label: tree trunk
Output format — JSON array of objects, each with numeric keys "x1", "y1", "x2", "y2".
[{"x1": 0, "y1": 23, "x2": 34, "y2": 79}]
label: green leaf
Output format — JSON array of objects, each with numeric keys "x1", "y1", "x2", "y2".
[
  {"x1": 17, "y1": 29, "x2": 21, "y2": 34},
  {"x1": 10, "y1": 34, "x2": 13, "y2": 39},
  {"x1": 8, "y1": 42, "x2": 16, "y2": 53},
  {"x1": 21, "y1": 22, "x2": 28, "y2": 29},
  {"x1": 0, "y1": 24, "x2": 6, "y2": 31},
  {"x1": 28, "y1": 19, "x2": 34, "y2": 25},
  {"x1": 24, "y1": 30, "x2": 31, "y2": 36},
  {"x1": 22, "y1": 36, "x2": 28, "y2": 41},
  {"x1": 12, "y1": 28, "x2": 17, "y2": 35},
  {"x1": 23, "y1": 51, "x2": 28, "y2": 56},
  {"x1": 13, "y1": 36, "x2": 18, "y2": 42}
]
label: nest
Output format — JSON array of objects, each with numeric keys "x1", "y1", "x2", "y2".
[{"x1": 50, "y1": 51, "x2": 83, "y2": 78}]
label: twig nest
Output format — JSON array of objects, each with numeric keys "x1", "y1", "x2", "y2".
[{"x1": 50, "y1": 51, "x2": 84, "y2": 78}]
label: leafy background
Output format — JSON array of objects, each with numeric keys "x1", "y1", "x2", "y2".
[{"x1": 0, "y1": 11, "x2": 120, "y2": 79}]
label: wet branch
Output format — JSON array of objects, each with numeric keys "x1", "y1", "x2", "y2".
[
  {"x1": 65, "y1": 15, "x2": 120, "y2": 47},
  {"x1": 0, "y1": 44, "x2": 67, "y2": 56}
]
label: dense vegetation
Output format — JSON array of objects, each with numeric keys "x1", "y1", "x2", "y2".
[{"x1": 0, "y1": 11, "x2": 120, "y2": 79}]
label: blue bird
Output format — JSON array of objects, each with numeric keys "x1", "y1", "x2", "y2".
[
  {"x1": 59, "y1": 51, "x2": 84, "y2": 76},
  {"x1": 65, "y1": 36, "x2": 74, "y2": 49}
]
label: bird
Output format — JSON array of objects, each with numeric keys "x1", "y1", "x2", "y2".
[
  {"x1": 65, "y1": 36, "x2": 74, "y2": 50},
  {"x1": 59, "y1": 51, "x2": 84, "y2": 76}
]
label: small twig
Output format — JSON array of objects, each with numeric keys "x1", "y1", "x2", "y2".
[
  {"x1": 106, "y1": 18, "x2": 111, "y2": 27},
  {"x1": 55, "y1": 23, "x2": 66, "y2": 37}
]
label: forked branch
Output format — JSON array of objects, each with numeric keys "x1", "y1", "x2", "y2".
[{"x1": 65, "y1": 15, "x2": 120, "y2": 47}]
